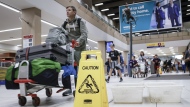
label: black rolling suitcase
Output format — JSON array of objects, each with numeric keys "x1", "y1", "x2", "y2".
[{"x1": 15, "y1": 43, "x2": 68, "y2": 65}]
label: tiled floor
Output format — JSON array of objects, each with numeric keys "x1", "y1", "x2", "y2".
[{"x1": 0, "y1": 71, "x2": 190, "y2": 107}]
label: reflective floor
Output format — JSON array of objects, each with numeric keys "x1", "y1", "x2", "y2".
[{"x1": 0, "y1": 71, "x2": 190, "y2": 107}]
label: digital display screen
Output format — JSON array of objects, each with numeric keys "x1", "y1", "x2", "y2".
[{"x1": 105, "y1": 41, "x2": 113, "y2": 53}]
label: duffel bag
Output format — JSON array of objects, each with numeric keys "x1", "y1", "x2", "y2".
[
  {"x1": 61, "y1": 65, "x2": 77, "y2": 89},
  {"x1": 5, "y1": 58, "x2": 61, "y2": 89}
]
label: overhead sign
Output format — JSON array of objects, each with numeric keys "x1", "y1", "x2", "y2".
[
  {"x1": 147, "y1": 42, "x2": 165, "y2": 48},
  {"x1": 74, "y1": 50, "x2": 108, "y2": 107},
  {"x1": 23, "y1": 35, "x2": 33, "y2": 48},
  {"x1": 119, "y1": 0, "x2": 182, "y2": 34}
]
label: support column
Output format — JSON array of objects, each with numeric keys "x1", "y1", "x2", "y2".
[
  {"x1": 21, "y1": 7, "x2": 41, "y2": 48},
  {"x1": 123, "y1": 51, "x2": 128, "y2": 63},
  {"x1": 98, "y1": 41, "x2": 106, "y2": 74}
]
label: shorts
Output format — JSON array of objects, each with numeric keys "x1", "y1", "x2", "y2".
[
  {"x1": 110, "y1": 61, "x2": 120, "y2": 69},
  {"x1": 132, "y1": 68, "x2": 137, "y2": 74}
]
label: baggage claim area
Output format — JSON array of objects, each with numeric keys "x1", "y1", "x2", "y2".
[{"x1": 0, "y1": 0, "x2": 190, "y2": 107}]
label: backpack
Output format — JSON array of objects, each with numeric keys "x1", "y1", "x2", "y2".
[
  {"x1": 45, "y1": 27, "x2": 68, "y2": 46},
  {"x1": 62, "y1": 18, "x2": 81, "y2": 30},
  {"x1": 62, "y1": 18, "x2": 88, "y2": 45}
]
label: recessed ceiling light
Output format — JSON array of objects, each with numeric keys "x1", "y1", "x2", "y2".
[
  {"x1": 107, "y1": 14, "x2": 115, "y2": 16},
  {"x1": 147, "y1": 53, "x2": 151, "y2": 54},
  {"x1": 188, "y1": 5, "x2": 190, "y2": 7},
  {"x1": 87, "y1": 39, "x2": 97, "y2": 44},
  {"x1": 187, "y1": 9, "x2": 190, "y2": 11},
  {"x1": 101, "y1": 8, "x2": 109, "y2": 11},
  {"x1": 0, "y1": 38, "x2": 22, "y2": 42},
  {"x1": 0, "y1": 27, "x2": 21, "y2": 33},
  {"x1": 113, "y1": 17, "x2": 119, "y2": 20},
  {"x1": 0, "y1": 2, "x2": 20, "y2": 13},
  {"x1": 86, "y1": 44, "x2": 89, "y2": 46},
  {"x1": 95, "y1": 3, "x2": 103, "y2": 6},
  {"x1": 163, "y1": 54, "x2": 167, "y2": 55},
  {"x1": 186, "y1": 13, "x2": 190, "y2": 15},
  {"x1": 41, "y1": 20, "x2": 58, "y2": 27}
]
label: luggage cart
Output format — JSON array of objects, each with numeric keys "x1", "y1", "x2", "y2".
[{"x1": 14, "y1": 40, "x2": 77, "y2": 106}]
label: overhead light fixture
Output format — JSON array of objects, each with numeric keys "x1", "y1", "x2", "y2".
[
  {"x1": 94, "y1": 47, "x2": 98, "y2": 49},
  {"x1": 113, "y1": 17, "x2": 119, "y2": 20},
  {"x1": 163, "y1": 54, "x2": 167, "y2": 55},
  {"x1": 101, "y1": 8, "x2": 109, "y2": 11},
  {"x1": 95, "y1": 3, "x2": 103, "y2": 6},
  {"x1": 0, "y1": 27, "x2": 21, "y2": 33},
  {"x1": 86, "y1": 44, "x2": 89, "y2": 46},
  {"x1": 188, "y1": 5, "x2": 190, "y2": 7},
  {"x1": 187, "y1": 9, "x2": 190, "y2": 11},
  {"x1": 0, "y1": 2, "x2": 20, "y2": 13},
  {"x1": 0, "y1": 38, "x2": 22, "y2": 43},
  {"x1": 17, "y1": 45, "x2": 22, "y2": 47},
  {"x1": 107, "y1": 14, "x2": 115, "y2": 16},
  {"x1": 186, "y1": 13, "x2": 190, "y2": 15},
  {"x1": 169, "y1": 47, "x2": 173, "y2": 49},
  {"x1": 87, "y1": 39, "x2": 98, "y2": 44},
  {"x1": 42, "y1": 34, "x2": 47, "y2": 37},
  {"x1": 147, "y1": 53, "x2": 151, "y2": 54},
  {"x1": 41, "y1": 20, "x2": 58, "y2": 27}
]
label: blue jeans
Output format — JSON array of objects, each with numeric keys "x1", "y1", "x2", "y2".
[
  {"x1": 182, "y1": 64, "x2": 186, "y2": 73},
  {"x1": 175, "y1": 64, "x2": 178, "y2": 73}
]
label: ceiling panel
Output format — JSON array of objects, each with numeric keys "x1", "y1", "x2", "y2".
[{"x1": 0, "y1": 6, "x2": 21, "y2": 30}]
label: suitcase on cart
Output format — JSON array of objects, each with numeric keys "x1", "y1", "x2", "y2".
[{"x1": 15, "y1": 43, "x2": 69, "y2": 65}]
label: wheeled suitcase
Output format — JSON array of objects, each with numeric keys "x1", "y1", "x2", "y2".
[{"x1": 15, "y1": 43, "x2": 69, "y2": 65}]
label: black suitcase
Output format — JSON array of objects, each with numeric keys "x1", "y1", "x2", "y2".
[{"x1": 15, "y1": 43, "x2": 69, "y2": 65}]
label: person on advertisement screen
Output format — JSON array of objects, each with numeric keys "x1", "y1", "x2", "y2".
[
  {"x1": 167, "y1": 0, "x2": 181, "y2": 27},
  {"x1": 122, "y1": 2, "x2": 135, "y2": 24},
  {"x1": 155, "y1": 2, "x2": 165, "y2": 28}
]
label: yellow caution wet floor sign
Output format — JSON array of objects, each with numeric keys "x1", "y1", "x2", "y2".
[{"x1": 74, "y1": 50, "x2": 109, "y2": 107}]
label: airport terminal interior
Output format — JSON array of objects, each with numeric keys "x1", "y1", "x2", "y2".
[{"x1": 0, "y1": 0, "x2": 190, "y2": 107}]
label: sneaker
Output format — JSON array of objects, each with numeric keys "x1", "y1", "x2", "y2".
[
  {"x1": 62, "y1": 89, "x2": 72, "y2": 96},
  {"x1": 119, "y1": 78, "x2": 123, "y2": 82},
  {"x1": 105, "y1": 79, "x2": 109, "y2": 83}
]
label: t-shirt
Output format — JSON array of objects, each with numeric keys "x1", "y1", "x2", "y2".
[
  {"x1": 129, "y1": 60, "x2": 138, "y2": 68},
  {"x1": 153, "y1": 58, "x2": 161, "y2": 66},
  {"x1": 109, "y1": 50, "x2": 119, "y2": 61}
]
